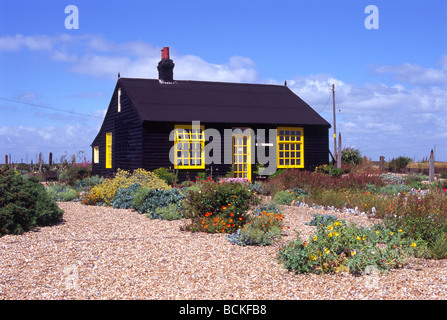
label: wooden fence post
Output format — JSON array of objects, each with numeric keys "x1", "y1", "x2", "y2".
[
  {"x1": 5, "y1": 155, "x2": 7, "y2": 165},
  {"x1": 337, "y1": 133, "x2": 342, "y2": 169},
  {"x1": 429, "y1": 149, "x2": 434, "y2": 183},
  {"x1": 379, "y1": 156, "x2": 385, "y2": 173},
  {"x1": 49, "y1": 152, "x2": 53, "y2": 166},
  {"x1": 38, "y1": 152, "x2": 42, "y2": 173}
]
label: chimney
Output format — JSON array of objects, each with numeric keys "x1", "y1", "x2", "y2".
[{"x1": 157, "y1": 47, "x2": 175, "y2": 83}]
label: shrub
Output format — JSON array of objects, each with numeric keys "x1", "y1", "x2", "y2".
[
  {"x1": 183, "y1": 180, "x2": 260, "y2": 232},
  {"x1": 305, "y1": 214, "x2": 340, "y2": 226},
  {"x1": 58, "y1": 164, "x2": 92, "y2": 186},
  {"x1": 388, "y1": 156, "x2": 412, "y2": 172},
  {"x1": 112, "y1": 183, "x2": 141, "y2": 209},
  {"x1": 341, "y1": 148, "x2": 362, "y2": 166},
  {"x1": 46, "y1": 184, "x2": 79, "y2": 202},
  {"x1": 315, "y1": 164, "x2": 344, "y2": 177},
  {"x1": 0, "y1": 171, "x2": 63, "y2": 236},
  {"x1": 278, "y1": 220, "x2": 411, "y2": 275},
  {"x1": 153, "y1": 167, "x2": 177, "y2": 186},
  {"x1": 134, "y1": 187, "x2": 185, "y2": 214},
  {"x1": 148, "y1": 203, "x2": 184, "y2": 220},
  {"x1": 87, "y1": 168, "x2": 170, "y2": 205},
  {"x1": 273, "y1": 188, "x2": 308, "y2": 205},
  {"x1": 227, "y1": 208, "x2": 285, "y2": 246}
]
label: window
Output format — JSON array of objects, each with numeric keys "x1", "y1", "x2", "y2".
[
  {"x1": 174, "y1": 124, "x2": 205, "y2": 169},
  {"x1": 117, "y1": 88, "x2": 121, "y2": 112},
  {"x1": 93, "y1": 146, "x2": 99, "y2": 164},
  {"x1": 277, "y1": 127, "x2": 304, "y2": 168},
  {"x1": 106, "y1": 133, "x2": 112, "y2": 169}
]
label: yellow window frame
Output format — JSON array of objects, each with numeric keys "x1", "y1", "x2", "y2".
[
  {"x1": 174, "y1": 124, "x2": 205, "y2": 169},
  {"x1": 106, "y1": 133, "x2": 112, "y2": 169},
  {"x1": 277, "y1": 127, "x2": 304, "y2": 169}
]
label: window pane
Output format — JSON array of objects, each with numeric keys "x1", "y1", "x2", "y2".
[
  {"x1": 279, "y1": 152, "x2": 284, "y2": 158},
  {"x1": 291, "y1": 159, "x2": 295, "y2": 165}
]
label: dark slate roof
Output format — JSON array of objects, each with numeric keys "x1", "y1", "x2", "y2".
[{"x1": 118, "y1": 78, "x2": 330, "y2": 126}]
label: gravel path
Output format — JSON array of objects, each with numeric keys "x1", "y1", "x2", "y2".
[{"x1": 1, "y1": 202, "x2": 446, "y2": 300}]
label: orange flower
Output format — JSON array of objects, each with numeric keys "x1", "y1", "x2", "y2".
[
  {"x1": 238, "y1": 217, "x2": 243, "y2": 221},
  {"x1": 230, "y1": 213, "x2": 233, "y2": 217},
  {"x1": 222, "y1": 206, "x2": 227, "y2": 210},
  {"x1": 229, "y1": 219, "x2": 233, "y2": 222},
  {"x1": 227, "y1": 224, "x2": 231, "y2": 227}
]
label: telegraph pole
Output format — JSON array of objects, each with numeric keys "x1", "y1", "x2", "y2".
[{"x1": 332, "y1": 84, "x2": 337, "y2": 166}]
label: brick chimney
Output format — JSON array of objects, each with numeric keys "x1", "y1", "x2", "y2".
[{"x1": 157, "y1": 47, "x2": 175, "y2": 83}]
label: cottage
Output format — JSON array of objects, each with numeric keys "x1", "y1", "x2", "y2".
[{"x1": 91, "y1": 47, "x2": 331, "y2": 181}]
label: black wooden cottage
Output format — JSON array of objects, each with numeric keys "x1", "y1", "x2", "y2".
[{"x1": 91, "y1": 47, "x2": 331, "y2": 181}]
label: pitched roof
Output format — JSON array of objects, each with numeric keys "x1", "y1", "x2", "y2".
[{"x1": 118, "y1": 78, "x2": 330, "y2": 126}]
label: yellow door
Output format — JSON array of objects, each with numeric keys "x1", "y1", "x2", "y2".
[{"x1": 232, "y1": 134, "x2": 251, "y2": 181}]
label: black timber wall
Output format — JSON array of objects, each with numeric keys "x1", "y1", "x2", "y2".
[{"x1": 91, "y1": 85, "x2": 143, "y2": 177}]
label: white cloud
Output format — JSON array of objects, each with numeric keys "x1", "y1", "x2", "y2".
[
  {"x1": 287, "y1": 66, "x2": 447, "y2": 160},
  {"x1": 0, "y1": 34, "x2": 257, "y2": 83},
  {"x1": 374, "y1": 56, "x2": 447, "y2": 87}
]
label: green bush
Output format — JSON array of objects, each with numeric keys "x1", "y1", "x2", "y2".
[
  {"x1": 388, "y1": 156, "x2": 412, "y2": 172},
  {"x1": 153, "y1": 167, "x2": 177, "y2": 186},
  {"x1": 182, "y1": 180, "x2": 260, "y2": 232},
  {"x1": 227, "y1": 206, "x2": 285, "y2": 246},
  {"x1": 0, "y1": 171, "x2": 63, "y2": 236},
  {"x1": 46, "y1": 184, "x2": 78, "y2": 202},
  {"x1": 148, "y1": 203, "x2": 184, "y2": 221},
  {"x1": 273, "y1": 188, "x2": 307, "y2": 205},
  {"x1": 341, "y1": 148, "x2": 362, "y2": 166},
  {"x1": 278, "y1": 220, "x2": 411, "y2": 275},
  {"x1": 58, "y1": 165, "x2": 91, "y2": 186},
  {"x1": 134, "y1": 187, "x2": 185, "y2": 214},
  {"x1": 112, "y1": 183, "x2": 141, "y2": 209},
  {"x1": 315, "y1": 164, "x2": 344, "y2": 177},
  {"x1": 305, "y1": 214, "x2": 340, "y2": 227}
]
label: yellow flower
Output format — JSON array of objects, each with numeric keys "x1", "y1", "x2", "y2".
[
  {"x1": 313, "y1": 236, "x2": 318, "y2": 241},
  {"x1": 333, "y1": 232, "x2": 339, "y2": 237},
  {"x1": 328, "y1": 233, "x2": 333, "y2": 238},
  {"x1": 309, "y1": 255, "x2": 317, "y2": 261},
  {"x1": 334, "y1": 221, "x2": 340, "y2": 226},
  {"x1": 324, "y1": 248, "x2": 330, "y2": 254},
  {"x1": 390, "y1": 232, "x2": 394, "y2": 236},
  {"x1": 375, "y1": 230, "x2": 379, "y2": 234},
  {"x1": 398, "y1": 229, "x2": 403, "y2": 233},
  {"x1": 356, "y1": 236, "x2": 361, "y2": 241},
  {"x1": 351, "y1": 250, "x2": 357, "y2": 256},
  {"x1": 328, "y1": 225, "x2": 333, "y2": 230},
  {"x1": 411, "y1": 242, "x2": 417, "y2": 248}
]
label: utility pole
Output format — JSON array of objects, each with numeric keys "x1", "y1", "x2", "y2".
[{"x1": 332, "y1": 84, "x2": 337, "y2": 166}]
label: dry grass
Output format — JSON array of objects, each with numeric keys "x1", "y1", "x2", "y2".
[{"x1": 1, "y1": 202, "x2": 446, "y2": 300}]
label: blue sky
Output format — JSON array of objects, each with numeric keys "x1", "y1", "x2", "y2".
[{"x1": 0, "y1": 0, "x2": 446, "y2": 164}]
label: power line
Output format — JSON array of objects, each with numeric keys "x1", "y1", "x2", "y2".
[{"x1": 0, "y1": 97, "x2": 103, "y2": 119}]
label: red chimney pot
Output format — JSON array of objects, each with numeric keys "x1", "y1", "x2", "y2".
[{"x1": 161, "y1": 47, "x2": 170, "y2": 60}]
